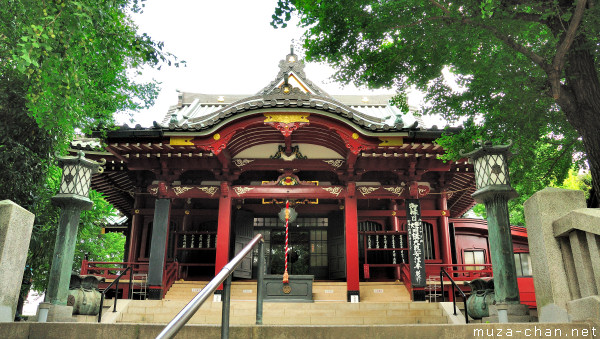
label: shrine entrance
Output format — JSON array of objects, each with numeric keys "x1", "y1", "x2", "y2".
[
  {"x1": 270, "y1": 230, "x2": 310, "y2": 275},
  {"x1": 251, "y1": 216, "x2": 330, "y2": 280}
]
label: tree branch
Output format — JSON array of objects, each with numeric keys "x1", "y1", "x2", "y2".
[
  {"x1": 541, "y1": 138, "x2": 577, "y2": 182},
  {"x1": 428, "y1": 0, "x2": 451, "y2": 15},
  {"x1": 460, "y1": 18, "x2": 549, "y2": 71},
  {"x1": 512, "y1": 12, "x2": 544, "y2": 22},
  {"x1": 424, "y1": 2, "x2": 550, "y2": 73},
  {"x1": 550, "y1": 0, "x2": 587, "y2": 98},
  {"x1": 392, "y1": 16, "x2": 449, "y2": 30}
]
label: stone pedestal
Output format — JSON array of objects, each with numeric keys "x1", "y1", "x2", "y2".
[
  {"x1": 567, "y1": 295, "x2": 600, "y2": 322},
  {"x1": 35, "y1": 303, "x2": 75, "y2": 322},
  {"x1": 0, "y1": 200, "x2": 35, "y2": 322},
  {"x1": 484, "y1": 303, "x2": 531, "y2": 323},
  {"x1": 523, "y1": 188, "x2": 586, "y2": 322},
  {"x1": 263, "y1": 275, "x2": 313, "y2": 302}
]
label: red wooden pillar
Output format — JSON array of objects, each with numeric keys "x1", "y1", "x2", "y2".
[
  {"x1": 345, "y1": 182, "x2": 360, "y2": 302},
  {"x1": 390, "y1": 199, "x2": 401, "y2": 232},
  {"x1": 127, "y1": 194, "x2": 143, "y2": 264},
  {"x1": 390, "y1": 200, "x2": 402, "y2": 279},
  {"x1": 439, "y1": 191, "x2": 453, "y2": 301},
  {"x1": 214, "y1": 182, "x2": 232, "y2": 291}
]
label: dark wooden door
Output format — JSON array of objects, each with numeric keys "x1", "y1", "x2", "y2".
[
  {"x1": 233, "y1": 210, "x2": 254, "y2": 279},
  {"x1": 328, "y1": 211, "x2": 346, "y2": 279}
]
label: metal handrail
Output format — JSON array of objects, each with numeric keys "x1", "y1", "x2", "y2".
[
  {"x1": 156, "y1": 233, "x2": 265, "y2": 339},
  {"x1": 98, "y1": 265, "x2": 133, "y2": 323},
  {"x1": 440, "y1": 267, "x2": 469, "y2": 324}
]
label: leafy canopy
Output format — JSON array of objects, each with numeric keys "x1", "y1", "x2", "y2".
[
  {"x1": 1, "y1": 0, "x2": 177, "y2": 289},
  {"x1": 2, "y1": 0, "x2": 181, "y2": 145},
  {"x1": 271, "y1": 0, "x2": 600, "y2": 223}
]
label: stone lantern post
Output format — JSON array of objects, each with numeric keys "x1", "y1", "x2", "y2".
[
  {"x1": 40, "y1": 151, "x2": 104, "y2": 322},
  {"x1": 460, "y1": 141, "x2": 529, "y2": 322}
]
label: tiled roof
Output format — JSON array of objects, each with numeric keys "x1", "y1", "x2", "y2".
[{"x1": 156, "y1": 51, "x2": 434, "y2": 133}]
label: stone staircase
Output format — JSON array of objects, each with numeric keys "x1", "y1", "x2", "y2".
[{"x1": 113, "y1": 280, "x2": 450, "y2": 325}]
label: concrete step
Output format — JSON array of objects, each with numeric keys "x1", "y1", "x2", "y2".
[
  {"x1": 4, "y1": 321, "x2": 594, "y2": 339},
  {"x1": 116, "y1": 299, "x2": 448, "y2": 325},
  {"x1": 165, "y1": 280, "x2": 411, "y2": 303}
]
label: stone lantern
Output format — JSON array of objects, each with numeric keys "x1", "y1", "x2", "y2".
[
  {"x1": 461, "y1": 141, "x2": 529, "y2": 322},
  {"x1": 41, "y1": 151, "x2": 104, "y2": 322}
]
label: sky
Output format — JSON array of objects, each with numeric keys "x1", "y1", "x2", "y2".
[{"x1": 121, "y1": 0, "x2": 412, "y2": 127}]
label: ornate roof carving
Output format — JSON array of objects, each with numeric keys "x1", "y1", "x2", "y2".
[
  {"x1": 256, "y1": 47, "x2": 329, "y2": 97},
  {"x1": 144, "y1": 49, "x2": 455, "y2": 134}
]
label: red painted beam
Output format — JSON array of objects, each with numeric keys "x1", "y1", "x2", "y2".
[
  {"x1": 233, "y1": 159, "x2": 343, "y2": 172},
  {"x1": 146, "y1": 184, "x2": 447, "y2": 201},
  {"x1": 358, "y1": 210, "x2": 450, "y2": 217}
]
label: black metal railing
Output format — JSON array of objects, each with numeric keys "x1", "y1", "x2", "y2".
[
  {"x1": 156, "y1": 233, "x2": 265, "y2": 339},
  {"x1": 98, "y1": 266, "x2": 133, "y2": 323},
  {"x1": 440, "y1": 267, "x2": 469, "y2": 324}
]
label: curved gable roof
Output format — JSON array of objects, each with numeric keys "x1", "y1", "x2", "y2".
[{"x1": 159, "y1": 50, "x2": 426, "y2": 134}]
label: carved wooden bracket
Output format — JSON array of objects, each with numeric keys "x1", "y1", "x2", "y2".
[
  {"x1": 333, "y1": 129, "x2": 377, "y2": 155},
  {"x1": 264, "y1": 113, "x2": 310, "y2": 138},
  {"x1": 408, "y1": 181, "x2": 431, "y2": 198},
  {"x1": 193, "y1": 131, "x2": 235, "y2": 156},
  {"x1": 192, "y1": 118, "x2": 259, "y2": 156}
]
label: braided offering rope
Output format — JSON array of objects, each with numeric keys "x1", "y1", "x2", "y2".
[{"x1": 283, "y1": 200, "x2": 290, "y2": 284}]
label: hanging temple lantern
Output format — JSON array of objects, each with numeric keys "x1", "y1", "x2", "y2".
[
  {"x1": 460, "y1": 140, "x2": 517, "y2": 199},
  {"x1": 52, "y1": 151, "x2": 105, "y2": 208},
  {"x1": 278, "y1": 204, "x2": 298, "y2": 223}
]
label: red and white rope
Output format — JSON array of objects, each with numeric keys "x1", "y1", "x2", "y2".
[{"x1": 283, "y1": 200, "x2": 290, "y2": 283}]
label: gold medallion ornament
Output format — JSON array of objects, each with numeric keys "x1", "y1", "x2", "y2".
[
  {"x1": 213, "y1": 133, "x2": 221, "y2": 140},
  {"x1": 173, "y1": 186, "x2": 194, "y2": 196},
  {"x1": 233, "y1": 186, "x2": 255, "y2": 196},
  {"x1": 233, "y1": 159, "x2": 254, "y2": 168},
  {"x1": 352, "y1": 133, "x2": 359, "y2": 140},
  {"x1": 323, "y1": 160, "x2": 345, "y2": 168},
  {"x1": 384, "y1": 184, "x2": 407, "y2": 197},
  {"x1": 322, "y1": 187, "x2": 343, "y2": 197},
  {"x1": 282, "y1": 285, "x2": 292, "y2": 294},
  {"x1": 198, "y1": 186, "x2": 219, "y2": 197},
  {"x1": 357, "y1": 186, "x2": 378, "y2": 196}
]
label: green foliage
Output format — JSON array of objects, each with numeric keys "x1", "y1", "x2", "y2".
[
  {"x1": 272, "y1": 0, "x2": 599, "y2": 216},
  {"x1": 553, "y1": 170, "x2": 592, "y2": 199},
  {"x1": 1, "y1": 0, "x2": 181, "y2": 144},
  {"x1": 0, "y1": 74, "x2": 56, "y2": 209},
  {"x1": 0, "y1": 0, "x2": 175, "y2": 291}
]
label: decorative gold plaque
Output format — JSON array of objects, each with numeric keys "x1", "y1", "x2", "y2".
[
  {"x1": 170, "y1": 136, "x2": 194, "y2": 145},
  {"x1": 263, "y1": 113, "x2": 310, "y2": 124}
]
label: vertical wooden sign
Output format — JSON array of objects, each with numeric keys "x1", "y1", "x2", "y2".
[{"x1": 406, "y1": 199, "x2": 426, "y2": 288}]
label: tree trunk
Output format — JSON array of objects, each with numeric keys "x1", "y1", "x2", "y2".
[{"x1": 559, "y1": 37, "x2": 600, "y2": 207}]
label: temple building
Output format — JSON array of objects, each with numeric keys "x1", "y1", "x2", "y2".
[{"x1": 78, "y1": 50, "x2": 533, "y2": 303}]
